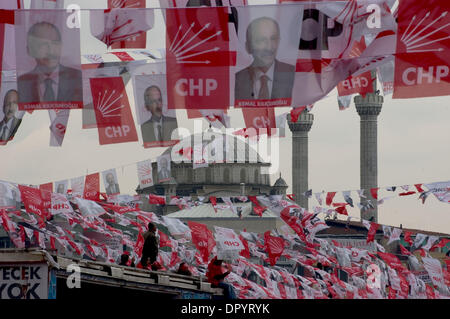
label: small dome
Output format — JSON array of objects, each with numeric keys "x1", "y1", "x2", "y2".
[{"x1": 274, "y1": 176, "x2": 288, "y2": 187}]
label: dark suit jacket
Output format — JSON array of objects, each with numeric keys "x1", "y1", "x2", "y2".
[
  {"x1": 141, "y1": 115, "x2": 178, "y2": 143},
  {"x1": 0, "y1": 117, "x2": 22, "y2": 141},
  {"x1": 235, "y1": 60, "x2": 296, "y2": 100},
  {"x1": 106, "y1": 183, "x2": 120, "y2": 195},
  {"x1": 18, "y1": 64, "x2": 82, "y2": 104}
]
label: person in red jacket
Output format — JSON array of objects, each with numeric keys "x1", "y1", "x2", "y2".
[{"x1": 206, "y1": 256, "x2": 236, "y2": 299}]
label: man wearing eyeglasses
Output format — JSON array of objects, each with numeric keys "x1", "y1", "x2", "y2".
[
  {"x1": 18, "y1": 21, "x2": 82, "y2": 106},
  {"x1": 141, "y1": 85, "x2": 178, "y2": 143},
  {"x1": 0, "y1": 89, "x2": 22, "y2": 142}
]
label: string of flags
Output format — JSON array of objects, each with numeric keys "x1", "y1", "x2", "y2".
[
  {"x1": 1, "y1": 0, "x2": 450, "y2": 147},
  {"x1": 0, "y1": 187, "x2": 449, "y2": 299}
]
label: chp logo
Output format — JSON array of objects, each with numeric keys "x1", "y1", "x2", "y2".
[
  {"x1": 166, "y1": 7, "x2": 230, "y2": 109},
  {"x1": 90, "y1": 77, "x2": 138, "y2": 145},
  {"x1": 137, "y1": 160, "x2": 154, "y2": 188},
  {"x1": 394, "y1": 3, "x2": 450, "y2": 98}
]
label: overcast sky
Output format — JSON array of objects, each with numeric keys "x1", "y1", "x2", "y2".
[{"x1": 1, "y1": 0, "x2": 449, "y2": 234}]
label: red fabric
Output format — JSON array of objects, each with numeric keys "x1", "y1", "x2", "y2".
[
  {"x1": 18, "y1": 185, "x2": 51, "y2": 221},
  {"x1": 206, "y1": 257, "x2": 226, "y2": 287},
  {"x1": 286, "y1": 194, "x2": 295, "y2": 201},
  {"x1": 377, "y1": 252, "x2": 404, "y2": 271},
  {"x1": 239, "y1": 235, "x2": 250, "y2": 259},
  {"x1": 414, "y1": 184, "x2": 425, "y2": 193},
  {"x1": 334, "y1": 205, "x2": 348, "y2": 216},
  {"x1": 403, "y1": 231, "x2": 413, "y2": 246},
  {"x1": 431, "y1": 238, "x2": 450, "y2": 251},
  {"x1": 253, "y1": 204, "x2": 266, "y2": 217},
  {"x1": 188, "y1": 221, "x2": 216, "y2": 263},
  {"x1": 264, "y1": 231, "x2": 285, "y2": 266},
  {"x1": 39, "y1": 183, "x2": 53, "y2": 193},
  {"x1": 148, "y1": 194, "x2": 166, "y2": 205},
  {"x1": 290, "y1": 106, "x2": 306, "y2": 123},
  {"x1": 425, "y1": 285, "x2": 435, "y2": 299},
  {"x1": 326, "y1": 192, "x2": 337, "y2": 206},
  {"x1": 370, "y1": 188, "x2": 378, "y2": 200},
  {"x1": 158, "y1": 230, "x2": 172, "y2": 248},
  {"x1": 366, "y1": 222, "x2": 379, "y2": 243},
  {"x1": 399, "y1": 191, "x2": 416, "y2": 196},
  {"x1": 83, "y1": 173, "x2": 100, "y2": 201},
  {"x1": 399, "y1": 244, "x2": 411, "y2": 256},
  {"x1": 444, "y1": 258, "x2": 450, "y2": 273}
]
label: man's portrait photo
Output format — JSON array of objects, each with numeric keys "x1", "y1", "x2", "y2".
[
  {"x1": 141, "y1": 85, "x2": 178, "y2": 143},
  {"x1": 55, "y1": 180, "x2": 68, "y2": 195},
  {"x1": 157, "y1": 155, "x2": 171, "y2": 182},
  {"x1": 16, "y1": 12, "x2": 83, "y2": 109},
  {"x1": 103, "y1": 170, "x2": 120, "y2": 196},
  {"x1": 0, "y1": 89, "x2": 22, "y2": 142},
  {"x1": 134, "y1": 75, "x2": 178, "y2": 146},
  {"x1": 235, "y1": 16, "x2": 295, "y2": 101}
]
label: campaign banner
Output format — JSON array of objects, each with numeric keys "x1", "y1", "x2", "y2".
[
  {"x1": 0, "y1": 263, "x2": 49, "y2": 299},
  {"x1": 18, "y1": 185, "x2": 50, "y2": 220},
  {"x1": 70, "y1": 176, "x2": 84, "y2": 198},
  {"x1": 394, "y1": 0, "x2": 450, "y2": 98},
  {"x1": 90, "y1": 5, "x2": 153, "y2": 48},
  {"x1": 233, "y1": 5, "x2": 302, "y2": 108},
  {"x1": 101, "y1": 169, "x2": 120, "y2": 196},
  {"x1": 165, "y1": 6, "x2": 231, "y2": 109},
  {"x1": 157, "y1": 154, "x2": 172, "y2": 183},
  {"x1": 242, "y1": 107, "x2": 276, "y2": 136},
  {"x1": 337, "y1": 71, "x2": 374, "y2": 96},
  {"x1": 133, "y1": 74, "x2": 179, "y2": 148},
  {"x1": 90, "y1": 76, "x2": 138, "y2": 145},
  {"x1": 0, "y1": 79, "x2": 24, "y2": 145},
  {"x1": 83, "y1": 173, "x2": 100, "y2": 201},
  {"x1": 137, "y1": 159, "x2": 154, "y2": 189},
  {"x1": 424, "y1": 181, "x2": 450, "y2": 204},
  {"x1": 15, "y1": 10, "x2": 83, "y2": 110}
]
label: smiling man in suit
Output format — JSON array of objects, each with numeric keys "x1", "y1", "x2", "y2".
[
  {"x1": 0, "y1": 89, "x2": 22, "y2": 141},
  {"x1": 235, "y1": 17, "x2": 295, "y2": 100},
  {"x1": 18, "y1": 21, "x2": 82, "y2": 106}
]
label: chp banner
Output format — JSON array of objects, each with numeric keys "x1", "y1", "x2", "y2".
[
  {"x1": 15, "y1": 9, "x2": 83, "y2": 110},
  {"x1": 83, "y1": 173, "x2": 100, "y2": 201},
  {"x1": 394, "y1": 0, "x2": 450, "y2": 98},
  {"x1": 90, "y1": 76, "x2": 138, "y2": 145},
  {"x1": 137, "y1": 159, "x2": 154, "y2": 189},
  {"x1": 233, "y1": 5, "x2": 302, "y2": 108},
  {"x1": 165, "y1": 6, "x2": 231, "y2": 109}
]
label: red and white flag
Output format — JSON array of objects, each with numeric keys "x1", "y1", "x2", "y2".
[
  {"x1": 422, "y1": 257, "x2": 449, "y2": 294},
  {"x1": 148, "y1": 194, "x2": 166, "y2": 205},
  {"x1": 108, "y1": 0, "x2": 149, "y2": 49},
  {"x1": 424, "y1": 181, "x2": 450, "y2": 204},
  {"x1": 214, "y1": 226, "x2": 244, "y2": 261},
  {"x1": 188, "y1": 221, "x2": 216, "y2": 263},
  {"x1": 166, "y1": 6, "x2": 231, "y2": 109},
  {"x1": 70, "y1": 176, "x2": 85, "y2": 198},
  {"x1": 394, "y1": 0, "x2": 450, "y2": 99},
  {"x1": 90, "y1": 77, "x2": 138, "y2": 145},
  {"x1": 137, "y1": 159, "x2": 154, "y2": 189},
  {"x1": 264, "y1": 231, "x2": 285, "y2": 266},
  {"x1": 18, "y1": 185, "x2": 50, "y2": 221},
  {"x1": 337, "y1": 71, "x2": 374, "y2": 96},
  {"x1": 83, "y1": 173, "x2": 100, "y2": 201},
  {"x1": 90, "y1": 4, "x2": 154, "y2": 48},
  {"x1": 48, "y1": 109, "x2": 70, "y2": 147}
]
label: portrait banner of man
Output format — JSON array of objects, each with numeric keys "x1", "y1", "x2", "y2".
[
  {"x1": 15, "y1": 10, "x2": 83, "y2": 110},
  {"x1": 0, "y1": 181, "x2": 16, "y2": 209},
  {"x1": 157, "y1": 154, "x2": 172, "y2": 183},
  {"x1": 0, "y1": 80, "x2": 25, "y2": 145},
  {"x1": 102, "y1": 169, "x2": 121, "y2": 196},
  {"x1": 233, "y1": 6, "x2": 303, "y2": 108},
  {"x1": 55, "y1": 179, "x2": 68, "y2": 195},
  {"x1": 133, "y1": 74, "x2": 179, "y2": 148}
]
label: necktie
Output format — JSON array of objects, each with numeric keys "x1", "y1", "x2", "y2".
[
  {"x1": 1, "y1": 125, "x2": 8, "y2": 140},
  {"x1": 43, "y1": 78, "x2": 56, "y2": 102},
  {"x1": 258, "y1": 75, "x2": 270, "y2": 99},
  {"x1": 157, "y1": 124, "x2": 162, "y2": 141}
]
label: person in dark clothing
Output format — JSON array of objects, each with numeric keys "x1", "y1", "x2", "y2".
[
  {"x1": 206, "y1": 256, "x2": 236, "y2": 299},
  {"x1": 141, "y1": 222, "x2": 159, "y2": 268},
  {"x1": 176, "y1": 262, "x2": 192, "y2": 276},
  {"x1": 119, "y1": 252, "x2": 135, "y2": 267}
]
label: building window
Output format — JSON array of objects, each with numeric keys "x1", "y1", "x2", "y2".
[
  {"x1": 224, "y1": 168, "x2": 230, "y2": 184},
  {"x1": 254, "y1": 169, "x2": 259, "y2": 184},
  {"x1": 240, "y1": 168, "x2": 246, "y2": 183},
  {"x1": 187, "y1": 169, "x2": 193, "y2": 183}
]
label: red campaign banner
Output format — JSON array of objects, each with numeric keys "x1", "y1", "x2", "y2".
[
  {"x1": 90, "y1": 77, "x2": 138, "y2": 145},
  {"x1": 165, "y1": 7, "x2": 230, "y2": 109},
  {"x1": 83, "y1": 173, "x2": 100, "y2": 201},
  {"x1": 109, "y1": 51, "x2": 135, "y2": 62},
  {"x1": 264, "y1": 231, "x2": 285, "y2": 266},
  {"x1": 242, "y1": 108, "x2": 276, "y2": 136},
  {"x1": 394, "y1": 0, "x2": 450, "y2": 98},
  {"x1": 108, "y1": 0, "x2": 147, "y2": 49},
  {"x1": 39, "y1": 182, "x2": 53, "y2": 193},
  {"x1": 337, "y1": 71, "x2": 374, "y2": 96},
  {"x1": 18, "y1": 185, "x2": 50, "y2": 221},
  {"x1": 188, "y1": 221, "x2": 216, "y2": 263}
]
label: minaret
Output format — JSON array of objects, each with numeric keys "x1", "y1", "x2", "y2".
[
  {"x1": 288, "y1": 111, "x2": 314, "y2": 210},
  {"x1": 355, "y1": 74, "x2": 383, "y2": 222}
]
